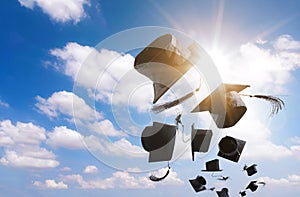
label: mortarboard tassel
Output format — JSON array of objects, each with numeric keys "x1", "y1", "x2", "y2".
[
  {"x1": 149, "y1": 163, "x2": 171, "y2": 182},
  {"x1": 240, "y1": 94, "x2": 285, "y2": 116},
  {"x1": 151, "y1": 82, "x2": 202, "y2": 113}
]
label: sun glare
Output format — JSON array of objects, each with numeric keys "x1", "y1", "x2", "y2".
[{"x1": 208, "y1": 48, "x2": 230, "y2": 68}]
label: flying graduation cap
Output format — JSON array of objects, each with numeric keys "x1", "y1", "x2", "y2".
[
  {"x1": 191, "y1": 83, "x2": 249, "y2": 128},
  {"x1": 134, "y1": 34, "x2": 200, "y2": 104},
  {"x1": 202, "y1": 159, "x2": 223, "y2": 172},
  {"x1": 239, "y1": 190, "x2": 247, "y2": 196},
  {"x1": 141, "y1": 122, "x2": 176, "y2": 162},
  {"x1": 243, "y1": 164, "x2": 258, "y2": 176},
  {"x1": 217, "y1": 136, "x2": 246, "y2": 163},
  {"x1": 246, "y1": 181, "x2": 266, "y2": 192},
  {"x1": 191, "y1": 124, "x2": 212, "y2": 161},
  {"x1": 189, "y1": 176, "x2": 207, "y2": 192},
  {"x1": 216, "y1": 188, "x2": 230, "y2": 197}
]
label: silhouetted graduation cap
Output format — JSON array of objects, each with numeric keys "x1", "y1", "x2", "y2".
[
  {"x1": 217, "y1": 136, "x2": 246, "y2": 163},
  {"x1": 134, "y1": 34, "x2": 199, "y2": 104},
  {"x1": 191, "y1": 83, "x2": 250, "y2": 128},
  {"x1": 189, "y1": 176, "x2": 207, "y2": 192},
  {"x1": 243, "y1": 164, "x2": 258, "y2": 176},
  {"x1": 191, "y1": 124, "x2": 212, "y2": 161},
  {"x1": 246, "y1": 181, "x2": 258, "y2": 192},
  {"x1": 141, "y1": 122, "x2": 176, "y2": 162},
  {"x1": 202, "y1": 159, "x2": 222, "y2": 172},
  {"x1": 216, "y1": 188, "x2": 229, "y2": 197},
  {"x1": 246, "y1": 181, "x2": 265, "y2": 192},
  {"x1": 239, "y1": 190, "x2": 247, "y2": 196}
]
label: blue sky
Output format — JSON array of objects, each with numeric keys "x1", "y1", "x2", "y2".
[{"x1": 1, "y1": 0, "x2": 300, "y2": 196}]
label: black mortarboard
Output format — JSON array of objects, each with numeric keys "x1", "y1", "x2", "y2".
[
  {"x1": 243, "y1": 164, "x2": 258, "y2": 176},
  {"x1": 191, "y1": 124, "x2": 213, "y2": 161},
  {"x1": 134, "y1": 34, "x2": 199, "y2": 104},
  {"x1": 246, "y1": 181, "x2": 258, "y2": 192},
  {"x1": 202, "y1": 159, "x2": 222, "y2": 172},
  {"x1": 239, "y1": 190, "x2": 247, "y2": 196},
  {"x1": 216, "y1": 188, "x2": 229, "y2": 197},
  {"x1": 189, "y1": 176, "x2": 207, "y2": 192},
  {"x1": 218, "y1": 136, "x2": 246, "y2": 163},
  {"x1": 141, "y1": 122, "x2": 176, "y2": 162},
  {"x1": 191, "y1": 83, "x2": 250, "y2": 128}
]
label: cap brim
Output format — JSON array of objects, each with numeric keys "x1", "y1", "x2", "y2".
[
  {"x1": 201, "y1": 169, "x2": 223, "y2": 172},
  {"x1": 191, "y1": 83, "x2": 250, "y2": 113}
]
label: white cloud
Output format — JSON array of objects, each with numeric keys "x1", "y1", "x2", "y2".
[
  {"x1": 0, "y1": 99, "x2": 9, "y2": 108},
  {"x1": 47, "y1": 126, "x2": 85, "y2": 149},
  {"x1": 61, "y1": 174, "x2": 114, "y2": 189},
  {"x1": 221, "y1": 104, "x2": 293, "y2": 161},
  {"x1": 60, "y1": 167, "x2": 72, "y2": 172},
  {"x1": 206, "y1": 34, "x2": 300, "y2": 161},
  {"x1": 0, "y1": 149, "x2": 59, "y2": 169},
  {"x1": 62, "y1": 169, "x2": 183, "y2": 189},
  {"x1": 84, "y1": 135, "x2": 146, "y2": 158},
  {"x1": 49, "y1": 42, "x2": 152, "y2": 112},
  {"x1": 84, "y1": 165, "x2": 98, "y2": 174},
  {"x1": 0, "y1": 120, "x2": 59, "y2": 169},
  {"x1": 18, "y1": 0, "x2": 90, "y2": 24},
  {"x1": 212, "y1": 34, "x2": 300, "y2": 94},
  {"x1": 33, "y1": 179, "x2": 68, "y2": 189},
  {"x1": 87, "y1": 120, "x2": 126, "y2": 137},
  {"x1": 291, "y1": 145, "x2": 300, "y2": 160},
  {"x1": 0, "y1": 120, "x2": 46, "y2": 146},
  {"x1": 274, "y1": 34, "x2": 300, "y2": 51},
  {"x1": 35, "y1": 91, "x2": 126, "y2": 137},
  {"x1": 35, "y1": 91, "x2": 102, "y2": 122},
  {"x1": 50, "y1": 42, "x2": 93, "y2": 78},
  {"x1": 259, "y1": 174, "x2": 300, "y2": 188}
]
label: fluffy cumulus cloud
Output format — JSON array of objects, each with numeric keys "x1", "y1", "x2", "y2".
[
  {"x1": 226, "y1": 108, "x2": 293, "y2": 161},
  {"x1": 33, "y1": 179, "x2": 68, "y2": 189},
  {"x1": 0, "y1": 120, "x2": 59, "y2": 168},
  {"x1": 274, "y1": 34, "x2": 300, "y2": 51},
  {"x1": 35, "y1": 90, "x2": 126, "y2": 137},
  {"x1": 213, "y1": 34, "x2": 300, "y2": 94},
  {"x1": 83, "y1": 165, "x2": 98, "y2": 174},
  {"x1": 46, "y1": 126, "x2": 85, "y2": 149},
  {"x1": 18, "y1": 0, "x2": 90, "y2": 24},
  {"x1": 49, "y1": 42, "x2": 152, "y2": 112},
  {"x1": 61, "y1": 168, "x2": 183, "y2": 189},
  {"x1": 35, "y1": 90, "x2": 102, "y2": 122},
  {"x1": 206, "y1": 34, "x2": 300, "y2": 161}
]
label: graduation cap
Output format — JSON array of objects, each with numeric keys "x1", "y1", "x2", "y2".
[
  {"x1": 191, "y1": 83, "x2": 250, "y2": 128},
  {"x1": 217, "y1": 136, "x2": 246, "y2": 163},
  {"x1": 239, "y1": 191, "x2": 247, "y2": 196},
  {"x1": 191, "y1": 124, "x2": 213, "y2": 161},
  {"x1": 141, "y1": 122, "x2": 176, "y2": 162},
  {"x1": 246, "y1": 181, "x2": 265, "y2": 192},
  {"x1": 202, "y1": 159, "x2": 222, "y2": 172},
  {"x1": 246, "y1": 181, "x2": 258, "y2": 192},
  {"x1": 243, "y1": 164, "x2": 258, "y2": 176},
  {"x1": 134, "y1": 34, "x2": 199, "y2": 104},
  {"x1": 216, "y1": 188, "x2": 229, "y2": 197},
  {"x1": 189, "y1": 176, "x2": 207, "y2": 192}
]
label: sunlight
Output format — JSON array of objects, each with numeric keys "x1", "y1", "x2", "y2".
[{"x1": 208, "y1": 48, "x2": 230, "y2": 68}]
